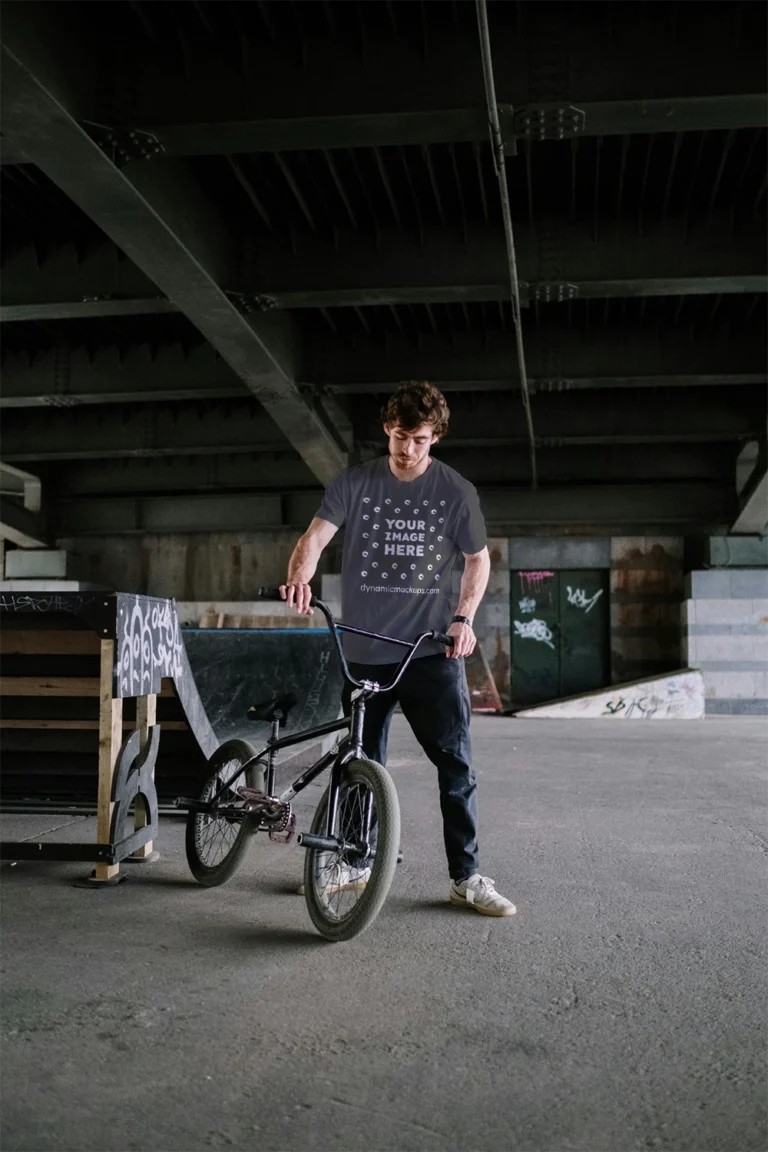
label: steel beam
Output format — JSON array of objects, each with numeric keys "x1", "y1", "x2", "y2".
[
  {"x1": 52, "y1": 483, "x2": 735, "y2": 536},
  {"x1": 3, "y1": 221, "x2": 763, "y2": 321},
  {"x1": 0, "y1": 299, "x2": 179, "y2": 322},
  {"x1": 476, "y1": 484, "x2": 735, "y2": 533},
  {"x1": 241, "y1": 220, "x2": 766, "y2": 308},
  {"x1": 86, "y1": 9, "x2": 766, "y2": 146},
  {"x1": 0, "y1": 499, "x2": 48, "y2": 548},
  {"x1": 351, "y1": 387, "x2": 764, "y2": 447},
  {"x1": 0, "y1": 250, "x2": 201, "y2": 318},
  {"x1": 81, "y1": 95, "x2": 767, "y2": 157},
  {"x1": 310, "y1": 328, "x2": 766, "y2": 389},
  {"x1": 0, "y1": 401, "x2": 291, "y2": 462},
  {"x1": 0, "y1": 345, "x2": 246, "y2": 408},
  {"x1": 3, "y1": 389, "x2": 762, "y2": 462},
  {"x1": 329, "y1": 375, "x2": 768, "y2": 395},
  {"x1": 3, "y1": 343, "x2": 764, "y2": 409},
  {"x1": 0, "y1": 16, "x2": 345, "y2": 485},
  {"x1": 43, "y1": 442, "x2": 736, "y2": 498},
  {"x1": 731, "y1": 441, "x2": 768, "y2": 534},
  {"x1": 0, "y1": 134, "x2": 27, "y2": 165}
]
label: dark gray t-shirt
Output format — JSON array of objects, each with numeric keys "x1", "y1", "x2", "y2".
[{"x1": 315, "y1": 455, "x2": 487, "y2": 664}]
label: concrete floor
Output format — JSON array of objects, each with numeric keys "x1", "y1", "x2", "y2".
[{"x1": 1, "y1": 716, "x2": 766, "y2": 1152}]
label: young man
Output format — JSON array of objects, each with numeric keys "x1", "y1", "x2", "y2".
[{"x1": 280, "y1": 381, "x2": 515, "y2": 917}]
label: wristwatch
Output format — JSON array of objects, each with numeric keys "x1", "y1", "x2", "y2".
[{"x1": 452, "y1": 614, "x2": 473, "y2": 627}]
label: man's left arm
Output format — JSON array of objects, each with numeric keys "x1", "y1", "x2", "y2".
[{"x1": 445, "y1": 547, "x2": 491, "y2": 658}]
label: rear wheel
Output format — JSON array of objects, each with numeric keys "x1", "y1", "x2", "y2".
[
  {"x1": 185, "y1": 739, "x2": 260, "y2": 887},
  {"x1": 303, "y1": 758, "x2": 400, "y2": 942}
]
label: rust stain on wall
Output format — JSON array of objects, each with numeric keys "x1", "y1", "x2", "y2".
[{"x1": 610, "y1": 537, "x2": 684, "y2": 684}]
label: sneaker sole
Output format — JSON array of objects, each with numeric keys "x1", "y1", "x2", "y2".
[{"x1": 449, "y1": 891, "x2": 516, "y2": 917}]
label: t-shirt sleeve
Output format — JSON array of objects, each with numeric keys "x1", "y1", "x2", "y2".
[
  {"x1": 314, "y1": 469, "x2": 348, "y2": 528},
  {"x1": 452, "y1": 483, "x2": 487, "y2": 554}
]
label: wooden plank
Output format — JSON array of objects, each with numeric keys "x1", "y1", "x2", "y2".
[
  {"x1": 96, "y1": 639, "x2": 122, "y2": 882},
  {"x1": 0, "y1": 719, "x2": 187, "y2": 730},
  {"x1": 0, "y1": 677, "x2": 174, "y2": 697},
  {"x1": 0, "y1": 676, "x2": 100, "y2": 696},
  {"x1": 0, "y1": 630, "x2": 101, "y2": 656},
  {"x1": 132, "y1": 693, "x2": 157, "y2": 859}
]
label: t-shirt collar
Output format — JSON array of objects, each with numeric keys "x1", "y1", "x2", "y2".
[{"x1": 382, "y1": 454, "x2": 436, "y2": 486}]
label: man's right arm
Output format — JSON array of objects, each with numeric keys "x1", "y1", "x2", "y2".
[{"x1": 280, "y1": 517, "x2": 339, "y2": 615}]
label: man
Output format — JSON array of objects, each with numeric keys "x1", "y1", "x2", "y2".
[{"x1": 280, "y1": 380, "x2": 515, "y2": 917}]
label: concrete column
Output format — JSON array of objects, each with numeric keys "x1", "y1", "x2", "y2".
[{"x1": 610, "y1": 537, "x2": 684, "y2": 684}]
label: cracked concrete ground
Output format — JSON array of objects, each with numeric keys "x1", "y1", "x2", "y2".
[{"x1": 1, "y1": 716, "x2": 766, "y2": 1152}]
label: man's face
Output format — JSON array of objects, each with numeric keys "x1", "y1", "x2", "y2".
[{"x1": 384, "y1": 421, "x2": 438, "y2": 471}]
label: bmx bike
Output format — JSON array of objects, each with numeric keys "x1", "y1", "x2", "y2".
[{"x1": 177, "y1": 587, "x2": 454, "y2": 942}]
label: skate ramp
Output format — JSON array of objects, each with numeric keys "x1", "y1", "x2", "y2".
[{"x1": 514, "y1": 669, "x2": 705, "y2": 719}]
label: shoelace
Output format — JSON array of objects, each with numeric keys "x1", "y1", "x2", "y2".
[{"x1": 473, "y1": 876, "x2": 497, "y2": 896}]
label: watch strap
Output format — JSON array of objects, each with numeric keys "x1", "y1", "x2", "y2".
[{"x1": 452, "y1": 614, "x2": 472, "y2": 626}]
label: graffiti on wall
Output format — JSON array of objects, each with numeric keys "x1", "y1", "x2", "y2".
[
  {"x1": 601, "y1": 678, "x2": 701, "y2": 719},
  {"x1": 566, "y1": 585, "x2": 604, "y2": 613},
  {"x1": 519, "y1": 597, "x2": 537, "y2": 614},
  {"x1": 513, "y1": 618, "x2": 556, "y2": 650},
  {"x1": 518, "y1": 571, "x2": 554, "y2": 595}
]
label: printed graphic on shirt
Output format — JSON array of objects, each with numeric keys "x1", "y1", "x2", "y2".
[
  {"x1": 314, "y1": 456, "x2": 487, "y2": 662},
  {"x1": 358, "y1": 495, "x2": 448, "y2": 592}
]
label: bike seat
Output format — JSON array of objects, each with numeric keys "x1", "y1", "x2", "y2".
[{"x1": 247, "y1": 691, "x2": 299, "y2": 727}]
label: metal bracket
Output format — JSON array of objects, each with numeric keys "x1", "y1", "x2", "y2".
[
  {"x1": 497, "y1": 104, "x2": 517, "y2": 156},
  {"x1": 90, "y1": 126, "x2": 165, "y2": 168},
  {"x1": 227, "y1": 292, "x2": 278, "y2": 315},
  {"x1": 513, "y1": 104, "x2": 586, "y2": 141},
  {"x1": 523, "y1": 282, "x2": 580, "y2": 303},
  {"x1": 533, "y1": 379, "x2": 577, "y2": 393}
]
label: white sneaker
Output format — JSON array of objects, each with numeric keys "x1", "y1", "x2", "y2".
[
  {"x1": 296, "y1": 863, "x2": 371, "y2": 898},
  {"x1": 450, "y1": 874, "x2": 516, "y2": 917}
]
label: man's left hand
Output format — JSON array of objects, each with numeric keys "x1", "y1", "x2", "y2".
[{"x1": 445, "y1": 620, "x2": 476, "y2": 659}]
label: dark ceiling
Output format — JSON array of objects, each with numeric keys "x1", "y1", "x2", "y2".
[{"x1": 0, "y1": 0, "x2": 766, "y2": 539}]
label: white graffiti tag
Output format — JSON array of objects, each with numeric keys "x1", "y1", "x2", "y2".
[
  {"x1": 514, "y1": 618, "x2": 555, "y2": 649},
  {"x1": 566, "y1": 586, "x2": 604, "y2": 613},
  {"x1": 519, "y1": 597, "x2": 536, "y2": 614}
]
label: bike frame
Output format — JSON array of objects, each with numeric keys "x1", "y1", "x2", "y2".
[{"x1": 194, "y1": 597, "x2": 450, "y2": 845}]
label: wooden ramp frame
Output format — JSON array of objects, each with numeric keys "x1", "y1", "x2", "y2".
[{"x1": 0, "y1": 592, "x2": 219, "y2": 883}]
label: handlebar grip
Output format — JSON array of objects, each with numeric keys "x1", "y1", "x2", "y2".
[
  {"x1": 256, "y1": 586, "x2": 316, "y2": 606},
  {"x1": 256, "y1": 587, "x2": 284, "y2": 602},
  {"x1": 432, "y1": 631, "x2": 455, "y2": 648}
]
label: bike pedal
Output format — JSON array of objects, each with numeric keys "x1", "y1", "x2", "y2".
[{"x1": 237, "y1": 786, "x2": 267, "y2": 802}]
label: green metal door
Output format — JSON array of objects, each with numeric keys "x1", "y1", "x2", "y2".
[{"x1": 511, "y1": 569, "x2": 609, "y2": 709}]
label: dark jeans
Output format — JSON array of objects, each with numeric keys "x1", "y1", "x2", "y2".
[{"x1": 341, "y1": 654, "x2": 479, "y2": 882}]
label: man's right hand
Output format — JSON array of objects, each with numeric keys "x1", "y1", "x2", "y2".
[{"x1": 280, "y1": 583, "x2": 314, "y2": 615}]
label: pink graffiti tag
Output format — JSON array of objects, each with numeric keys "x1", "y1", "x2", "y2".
[{"x1": 519, "y1": 571, "x2": 554, "y2": 594}]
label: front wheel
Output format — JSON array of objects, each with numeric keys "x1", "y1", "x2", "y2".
[
  {"x1": 303, "y1": 758, "x2": 400, "y2": 943},
  {"x1": 185, "y1": 739, "x2": 261, "y2": 887}
]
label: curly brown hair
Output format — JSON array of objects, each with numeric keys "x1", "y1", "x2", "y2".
[{"x1": 380, "y1": 381, "x2": 450, "y2": 439}]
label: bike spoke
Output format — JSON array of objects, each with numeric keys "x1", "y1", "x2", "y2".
[
  {"x1": 309, "y1": 778, "x2": 377, "y2": 922},
  {"x1": 194, "y1": 763, "x2": 246, "y2": 868}
]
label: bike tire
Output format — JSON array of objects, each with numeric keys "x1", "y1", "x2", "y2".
[
  {"x1": 185, "y1": 738, "x2": 260, "y2": 887},
  {"x1": 303, "y1": 758, "x2": 400, "y2": 943}
]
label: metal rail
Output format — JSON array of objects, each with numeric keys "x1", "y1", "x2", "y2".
[{"x1": 475, "y1": 0, "x2": 538, "y2": 487}]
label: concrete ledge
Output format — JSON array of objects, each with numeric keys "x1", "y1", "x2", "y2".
[
  {"x1": 705, "y1": 698, "x2": 768, "y2": 716},
  {"x1": 686, "y1": 570, "x2": 768, "y2": 600},
  {"x1": 515, "y1": 669, "x2": 704, "y2": 719}
]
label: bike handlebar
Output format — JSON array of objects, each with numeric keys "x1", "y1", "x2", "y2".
[{"x1": 256, "y1": 586, "x2": 454, "y2": 695}]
